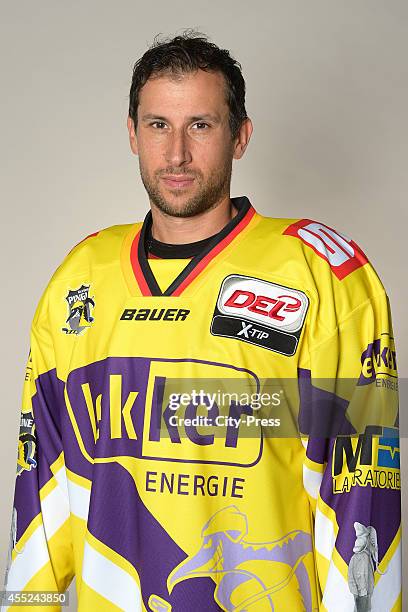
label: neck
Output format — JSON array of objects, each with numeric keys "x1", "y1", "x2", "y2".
[{"x1": 150, "y1": 195, "x2": 237, "y2": 244}]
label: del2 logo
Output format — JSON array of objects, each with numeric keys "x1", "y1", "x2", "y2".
[{"x1": 210, "y1": 274, "x2": 309, "y2": 356}]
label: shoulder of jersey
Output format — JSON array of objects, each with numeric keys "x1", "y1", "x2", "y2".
[
  {"x1": 256, "y1": 214, "x2": 386, "y2": 297},
  {"x1": 49, "y1": 222, "x2": 142, "y2": 283}
]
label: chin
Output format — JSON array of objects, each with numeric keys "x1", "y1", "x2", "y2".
[
  {"x1": 153, "y1": 194, "x2": 198, "y2": 217},
  {"x1": 164, "y1": 206, "x2": 199, "y2": 219}
]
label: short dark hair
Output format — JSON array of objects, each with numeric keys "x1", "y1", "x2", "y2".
[{"x1": 128, "y1": 29, "x2": 248, "y2": 140}]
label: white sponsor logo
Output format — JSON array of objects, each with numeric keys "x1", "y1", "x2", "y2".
[{"x1": 298, "y1": 222, "x2": 354, "y2": 267}]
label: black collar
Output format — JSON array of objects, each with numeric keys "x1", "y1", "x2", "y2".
[{"x1": 146, "y1": 225, "x2": 218, "y2": 259}]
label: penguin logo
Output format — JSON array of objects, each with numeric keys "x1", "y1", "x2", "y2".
[{"x1": 62, "y1": 284, "x2": 95, "y2": 335}]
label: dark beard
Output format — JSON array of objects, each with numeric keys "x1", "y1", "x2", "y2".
[{"x1": 138, "y1": 158, "x2": 233, "y2": 218}]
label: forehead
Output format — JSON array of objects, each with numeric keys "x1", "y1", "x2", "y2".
[{"x1": 137, "y1": 69, "x2": 229, "y2": 118}]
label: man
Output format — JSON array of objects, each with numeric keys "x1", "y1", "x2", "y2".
[
  {"x1": 348, "y1": 523, "x2": 380, "y2": 612},
  {"x1": 2, "y1": 31, "x2": 401, "y2": 611}
]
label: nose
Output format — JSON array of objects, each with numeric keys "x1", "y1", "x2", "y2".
[{"x1": 165, "y1": 129, "x2": 192, "y2": 167}]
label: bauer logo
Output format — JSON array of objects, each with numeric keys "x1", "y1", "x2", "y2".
[{"x1": 211, "y1": 275, "x2": 309, "y2": 356}]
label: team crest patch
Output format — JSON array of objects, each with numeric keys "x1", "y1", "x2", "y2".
[
  {"x1": 17, "y1": 410, "x2": 37, "y2": 476},
  {"x1": 62, "y1": 284, "x2": 95, "y2": 335},
  {"x1": 210, "y1": 274, "x2": 309, "y2": 356}
]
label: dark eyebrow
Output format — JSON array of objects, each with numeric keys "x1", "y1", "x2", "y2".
[{"x1": 141, "y1": 113, "x2": 221, "y2": 123}]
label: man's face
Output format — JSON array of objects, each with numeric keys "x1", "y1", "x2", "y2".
[{"x1": 127, "y1": 69, "x2": 243, "y2": 218}]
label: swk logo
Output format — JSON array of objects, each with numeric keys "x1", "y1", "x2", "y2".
[{"x1": 65, "y1": 357, "x2": 262, "y2": 467}]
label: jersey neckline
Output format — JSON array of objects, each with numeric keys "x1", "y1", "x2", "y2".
[
  {"x1": 146, "y1": 224, "x2": 219, "y2": 259},
  {"x1": 124, "y1": 195, "x2": 257, "y2": 297}
]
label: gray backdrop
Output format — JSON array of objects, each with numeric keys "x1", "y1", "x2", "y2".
[{"x1": 1, "y1": 1, "x2": 406, "y2": 610}]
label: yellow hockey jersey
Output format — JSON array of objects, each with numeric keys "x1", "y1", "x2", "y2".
[{"x1": 2, "y1": 196, "x2": 401, "y2": 611}]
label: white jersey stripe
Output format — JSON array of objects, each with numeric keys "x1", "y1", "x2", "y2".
[
  {"x1": 81, "y1": 540, "x2": 142, "y2": 611},
  {"x1": 315, "y1": 507, "x2": 336, "y2": 561}
]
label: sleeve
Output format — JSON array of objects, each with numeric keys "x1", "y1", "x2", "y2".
[
  {"x1": 2, "y1": 289, "x2": 75, "y2": 611},
  {"x1": 300, "y1": 289, "x2": 402, "y2": 611}
]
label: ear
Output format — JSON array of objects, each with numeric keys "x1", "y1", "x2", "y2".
[
  {"x1": 233, "y1": 117, "x2": 253, "y2": 160},
  {"x1": 127, "y1": 115, "x2": 138, "y2": 155}
]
